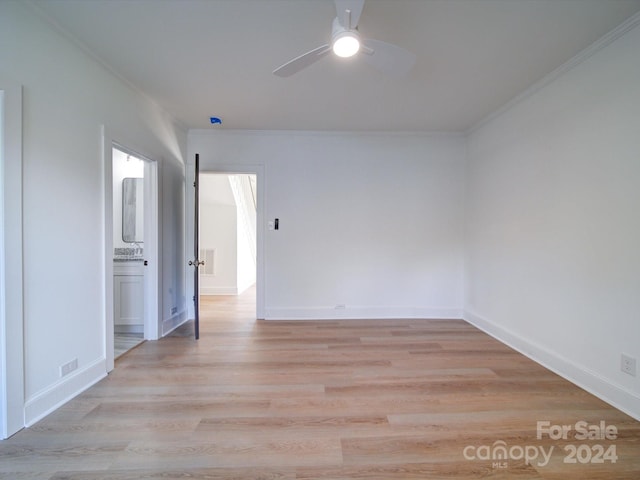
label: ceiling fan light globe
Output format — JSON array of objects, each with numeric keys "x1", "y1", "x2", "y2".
[{"x1": 332, "y1": 33, "x2": 360, "y2": 58}]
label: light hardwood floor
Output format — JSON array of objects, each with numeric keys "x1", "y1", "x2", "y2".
[
  {"x1": 2, "y1": 286, "x2": 639, "y2": 479},
  {"x1": 114, "y1": 333, "x2": 144, "y2": 360}
]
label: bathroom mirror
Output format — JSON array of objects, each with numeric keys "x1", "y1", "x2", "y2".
[{"x1": 122, "y1": 177, "x2": 144, "y2": 243}]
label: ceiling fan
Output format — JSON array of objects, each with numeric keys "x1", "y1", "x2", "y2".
[{"x1": 273, "y1": 0, "x2": 416, "y2": 77}]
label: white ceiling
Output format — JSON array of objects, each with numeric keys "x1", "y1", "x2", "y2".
[{"x1": 31, "y1": 0, "x2": 640, "y2": 132}]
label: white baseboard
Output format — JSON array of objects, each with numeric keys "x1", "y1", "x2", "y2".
[
  {"x1": 265, "y1": 306, "x2": 463, "y2": 320},
  {"x1": 464, "y1": 310, "x2": 640, "y2": 421},
  {"x1": 24, "y1": 358, "x2": 106, "y2": 427},
  {"x1": 114, "y1": 324, "x2": 144, "y2": 334},
  {"x1": 162, "y1": 309, "x2": 188, "y2": 336}
]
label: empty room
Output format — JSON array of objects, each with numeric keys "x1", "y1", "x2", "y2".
[{"x1": 1, "y1": 0, "x2": 639, "y2": 478}]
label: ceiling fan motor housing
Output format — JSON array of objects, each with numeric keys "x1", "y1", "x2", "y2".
[{"x1": 331, "y1": 17, "x2": 361, "y2": 57}]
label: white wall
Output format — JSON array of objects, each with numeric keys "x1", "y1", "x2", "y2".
[
  {"x1": 200, "y1": 205, "x2": 238, "y2": 294},
  {"x1": 189, "y1": 131, "x2": 466, "y2": 320},
  {"x1": 465, "y1": 22, "x2": 640, "y2": 419},
  {"x1": 231, "y1": 174, "x2": 257, "y2": 294},
  {"x1": 160, "y1": 158, "x2": 187, "y2": 336},
  {"x1": 0, "y1": 2, "x2": 187, "y2": 426},
  {"x1": 200, "y1": 176, "x2": 239, "y2": 294},
  {"x1": 236, "y1": 206, "x2": 257, "y2": 294}
]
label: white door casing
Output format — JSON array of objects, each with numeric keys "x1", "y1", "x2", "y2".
[
  {"x1": 186, "y1": 161, "x2": 265, "y2": 320},
  {"x1": 102, "y1": 128, "x2": 159, "y2": 372},
  {"x1": 0, "y1": 80, "x2": 25, "y2": 439}
]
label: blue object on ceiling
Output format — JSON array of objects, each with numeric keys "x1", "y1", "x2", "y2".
[{"x1": 210, "y1": 117, "x2": 222, "y2": 125}]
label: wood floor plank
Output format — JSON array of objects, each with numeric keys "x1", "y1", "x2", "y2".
[
  {"x1": 109, "y1": 437, "x2": 343, "y2": 470},
  {"x1": 2, "y1": 286, "x2": 639, "y2": 478},
  {"x1": 294, "y1": 462, "x2": 544, "y2": 479},
  {"x1": 48, "y1": 468, "x2": 296, "y2": 480}
]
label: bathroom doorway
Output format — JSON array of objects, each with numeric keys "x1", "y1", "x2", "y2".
[
  {"x1": 103, "y1": 131, "x2": 159, "y2": 372},
  {"x1": 112, "y1": 148, "x2": 146, "y2": 358}
]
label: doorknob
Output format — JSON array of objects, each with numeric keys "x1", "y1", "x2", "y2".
[{"x1": 188, "y1": 259, "x2": 205, "y2": 267}]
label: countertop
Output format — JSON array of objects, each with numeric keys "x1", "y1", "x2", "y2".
[{"x1": 113, "y1": 257, "x2": 144, "y2": 262}]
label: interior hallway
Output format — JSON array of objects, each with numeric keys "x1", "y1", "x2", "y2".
[{"x1": 1, "y1": 286, "x2": 639, "y2": 478}]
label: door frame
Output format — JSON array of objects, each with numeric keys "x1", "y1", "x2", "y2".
[
  {"x1": 102, "y1": 127, "x2": 160, "y2": 372},
  {"x1": 0, "y1": 80, "x2": 25, "y2": 439},
  {"x1": 188, "y1": 162, "x2": 265, "y2": 320}
]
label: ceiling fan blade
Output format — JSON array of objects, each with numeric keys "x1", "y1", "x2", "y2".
[
  {"x1": 273, "y1": 44, "x2": 331, "y2": 77},
  {"x1": 360, "y1": 38, "x2": 416, "y2": 77},
  {"x1": 335, "y1": 0, "x2": 365, "y2": 29}
]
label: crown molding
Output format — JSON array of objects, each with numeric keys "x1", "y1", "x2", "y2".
[
  {"x1": 467, "y1": 11, "x2": 640, "y2": 135},
  {"x1": 188, "y1": 128, "x2": 464, "y2": 138}
]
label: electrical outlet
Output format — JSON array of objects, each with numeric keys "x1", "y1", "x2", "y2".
[
  {"x1": 60, "y1": 358, "x2": 78, "y2": 378},
  {"x1": 621, "y1": 354, "x2": 636, "y2": 377},
  {"x1": 170, "y1": 306, "x2": 178, "y2": 315}
]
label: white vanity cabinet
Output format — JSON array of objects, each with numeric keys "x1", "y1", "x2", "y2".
[{"x1": 113, "y1": 261, "x2": 144, "y2": 333}]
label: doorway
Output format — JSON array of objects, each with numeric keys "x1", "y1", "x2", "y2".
[
  {"x1": 188, "y1": 162, "x2": 264, "y2": 331},
  {"x1": 112, "y1": 148, "x2": 146, "y2": 358},
  {"x1": 103, "y1": 131, "x2": 159, "y2": 372},
  {"x1": 199, "y1": 174, "x2": 257, "y2": 299}
]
